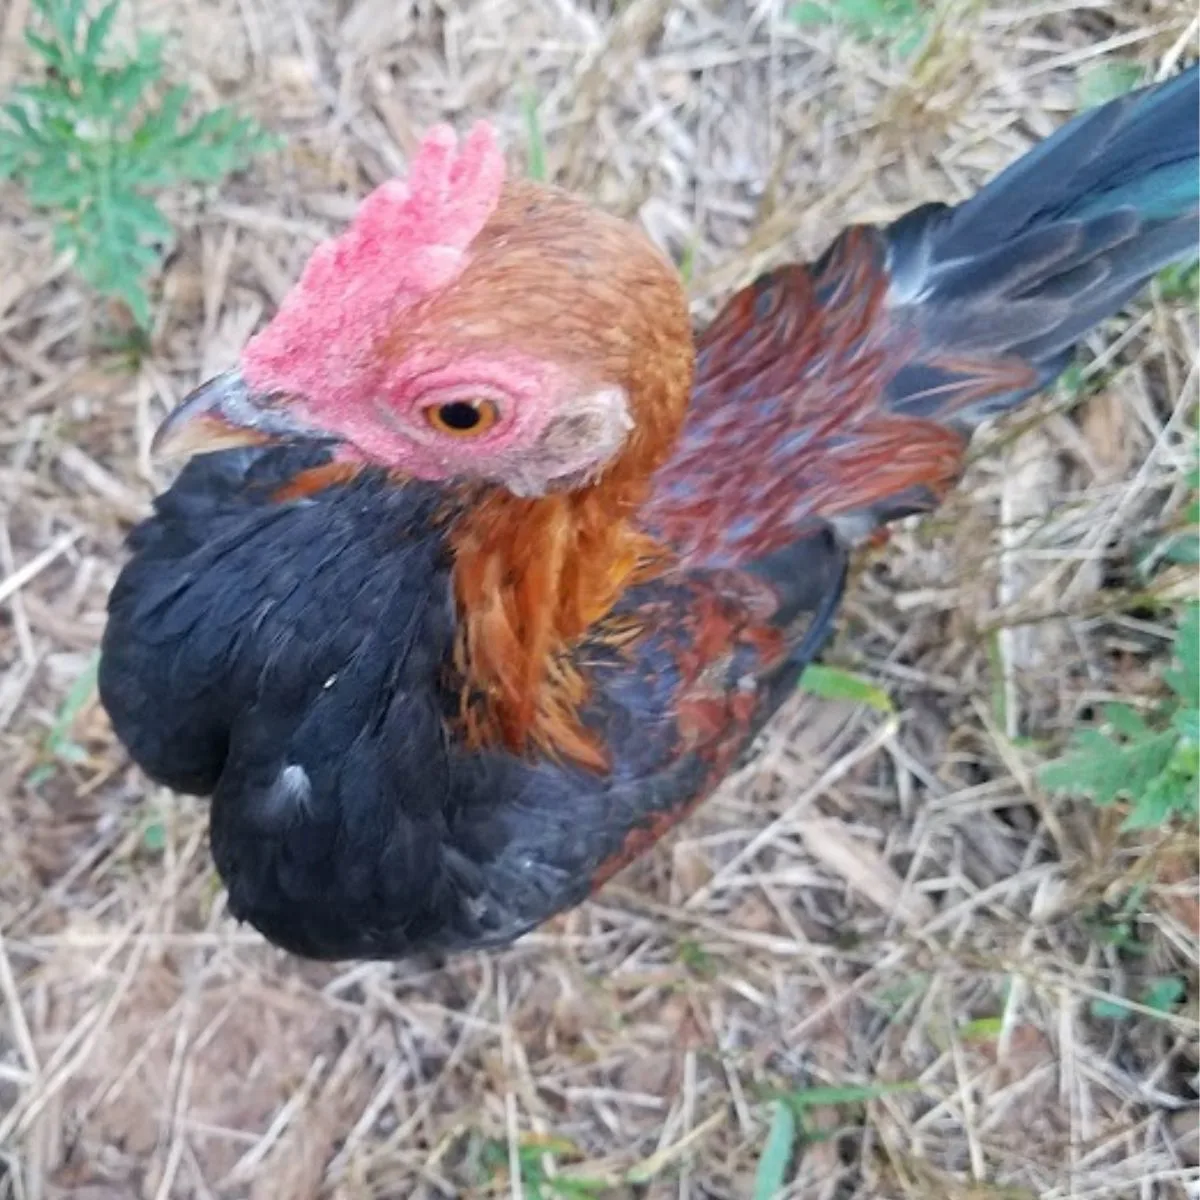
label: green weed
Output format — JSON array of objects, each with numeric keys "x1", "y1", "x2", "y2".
[
  {"x1": 752, "y1": 1102, "x2": 796, "y2": 1200},
  {"x1": 1041, "y1": 603, "x2": 1199, "y2": 830},
  {"x1": 0, "y1": 0, "x2": 273, "y2": 327},
  {"x1": 1077, "y1": 59, "x2": 1145, "y2": 109},
  {"x1": 788, "y1": 0, "x2": 929, "y2": 57},
  {"x1": 523, "y1": 86, "x2": 546, "y2": 182},
  {"x1": 1091, "y1": 974, "x2": 1187, "y2": 1022},
  {"x1": 27, "y1": 650, "x2": 100, "y2": 787},
  {"x1": 799, "y1": 663, "x2": 895, "y2": 714},
  {"x1": 478, "y1": 1136, "x2": 609, "y2": 1199},
  {"x1": 751, "y1": 1081, "x2": 918, "y2": 1198}
]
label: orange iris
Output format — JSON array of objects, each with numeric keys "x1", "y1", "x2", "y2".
[{"x1": 423, "y1": 398, "x2": 500, "y2": 437}]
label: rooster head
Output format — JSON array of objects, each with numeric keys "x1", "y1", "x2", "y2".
[{"x1": 156, "y1": 122, "x2": 694, "y2": 498}]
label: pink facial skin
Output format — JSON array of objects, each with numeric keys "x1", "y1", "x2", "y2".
[{"x1": 283, "y1": 343, "x2": 579, "y2": 484}]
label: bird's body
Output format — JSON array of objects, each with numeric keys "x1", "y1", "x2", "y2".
[
  {"x1": 101, "y1": 68, "x2": 1200, "y2": 960},
  {"x1": 100, "y1": 361, "x2": 847, "y2": 961}
]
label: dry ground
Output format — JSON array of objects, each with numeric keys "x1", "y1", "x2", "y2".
[{"x1": 1, "y1": 1, "x2": 1198, "y2": 1197}]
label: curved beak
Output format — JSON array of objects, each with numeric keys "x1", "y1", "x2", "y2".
[{"x1": 152, "y1": 370, "x2": 332, "y2": 460}]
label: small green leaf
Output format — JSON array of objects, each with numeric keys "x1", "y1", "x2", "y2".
[
  {"x1": 960, "y1": 1016, "x2": 1004, "y2": 1042},
  {"x1": 102, "y1": 57, "x2": 162, "y2": 116},
  {"x1": 83, "y1": 0, "x2": 119, "y2": 61},
  {"x1": 2, "y1": 100, "x2": 47, "y2": 144},
  {"x1": 1041, "y1": 727, "x2": 1177, "y2": 807},
  {"x1": 1173, "y1": 707, "x2": 1199, "y2": 744},
  {"x1": 1092, "y1": 977, "x2": 1187, "y2": 1022},
  {"x1": 1078, "y1": 60, "x2": 1145, "y2": 110},
  {"x1": 987, "y1": 628, "x2": 1007, "y2": 732},
  {"x1": 752, "y1": 1102, "x2": 797, "y2": 1200},
  {"x1": 142, "y1": 820, "x2": 166, "y2": 852},
  {"x1": 1090, "y1": 996, "x2": 1132, "y2": 1021},
  {"x1": 115, "y1": 189, "x2": 175, "y2": 242},
  {"x1": 1164, "y1": 535, "x2": 1200, "y2": 565},
  {"x1": 789, "y1": 0, "x2": 926, "y2": 50},
  {"x1": 678, "y1": 237, "x2": 697, "y2": 286},
  {"x1": 676, "y1": 938, "x2": 717, "y2": 977},
  {"x1": 24, "y1": 31, "x2": 66, "y2": 71},
  {"x1": 800, "y1": 664, "x2": 894, "y2": 713},
  {"x1": 1163, "y1": 604, "x2": 1199, "y2": 702},
  {"x1": 58, "y1": 0, "x2": 87, "y2": 48},
  {"x1": 1122, "y1": 765, "x2": 1195, "y2": 830},
  {"x1": 45, "y1": 651, "x2": 100, "y2": 758},
  {"x1": 133, "y1": 84, "x2": 189, "y2": 149},
  {"x1": 1103, "y1": 702, "x2": 1150, "y2": 739},
  {"x1": 788, "y1": 1, "x2": 833, "y2": 25},
  {"x1": 93, "y1": 270, "x2": 152, "y2": 328},
  {"x1": 1142, "y1": 976, "x2": 1186, "y2": 1014},
  {"x1": 1157, "y1": 258, "x2": 1200, "y2": 302},
  {"x1": 894, "y1": 21, "x2": 925, "y2": 58},
  {"x1": 1058, "y1": 361, "x2": 1086, "y2": 398}
]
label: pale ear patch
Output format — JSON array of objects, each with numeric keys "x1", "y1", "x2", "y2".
[
  {"x1": 241, "y1": 121, "x2": 507, "y2": 403},
  {"x1": 500, "y1": 385, "x2": 633, "y2": 497}
]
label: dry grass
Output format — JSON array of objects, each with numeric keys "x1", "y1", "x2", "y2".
[{"x1": 1, "y1": 1, "x2": 1198, "y2": 1197}]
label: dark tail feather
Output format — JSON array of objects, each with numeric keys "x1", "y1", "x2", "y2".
[{"x1": 883, "y1": 64, "x2": 1199, "y2": 428}]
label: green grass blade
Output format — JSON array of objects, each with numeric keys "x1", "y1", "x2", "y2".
[
  {"x1": 45, "y1": 650, "x2": 100, "y2": 760},
  {"x1": 778, "y1": 1080, "x2": 917, "y2": 1111},
  {"x1": 523, "y1": 88, "x2": 546, "y2": 181},
  {"x1": 799, "y1": 664, "x2": 894, "y2": 713},
  {"x1": 752, "y1": 1102, "x2": 796, "y2": 1200}
]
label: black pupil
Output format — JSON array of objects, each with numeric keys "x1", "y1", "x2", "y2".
[{"x1": 438, "y1": 402, "x2": 481, "y2": 431}]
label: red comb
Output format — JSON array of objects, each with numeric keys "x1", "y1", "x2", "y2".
[{"x1": 242, "y1": 121, "x2": 507, "y2": 400}]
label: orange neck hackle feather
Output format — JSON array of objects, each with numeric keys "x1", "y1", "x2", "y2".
[
  {"x1": 439, "y1": 179, "x2": 695, "y2": 766},
  {"x1": 451, "y1": 434, "x2": 671, "y2": 770}
]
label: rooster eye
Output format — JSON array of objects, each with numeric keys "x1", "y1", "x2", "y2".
[{"x1": 424, "y1": 398, "x2": 500, "y2": 437}]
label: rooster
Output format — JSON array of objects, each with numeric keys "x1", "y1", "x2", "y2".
[{"x1": 100, "y1": 68, "x2": 1199, "y2": 961}]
